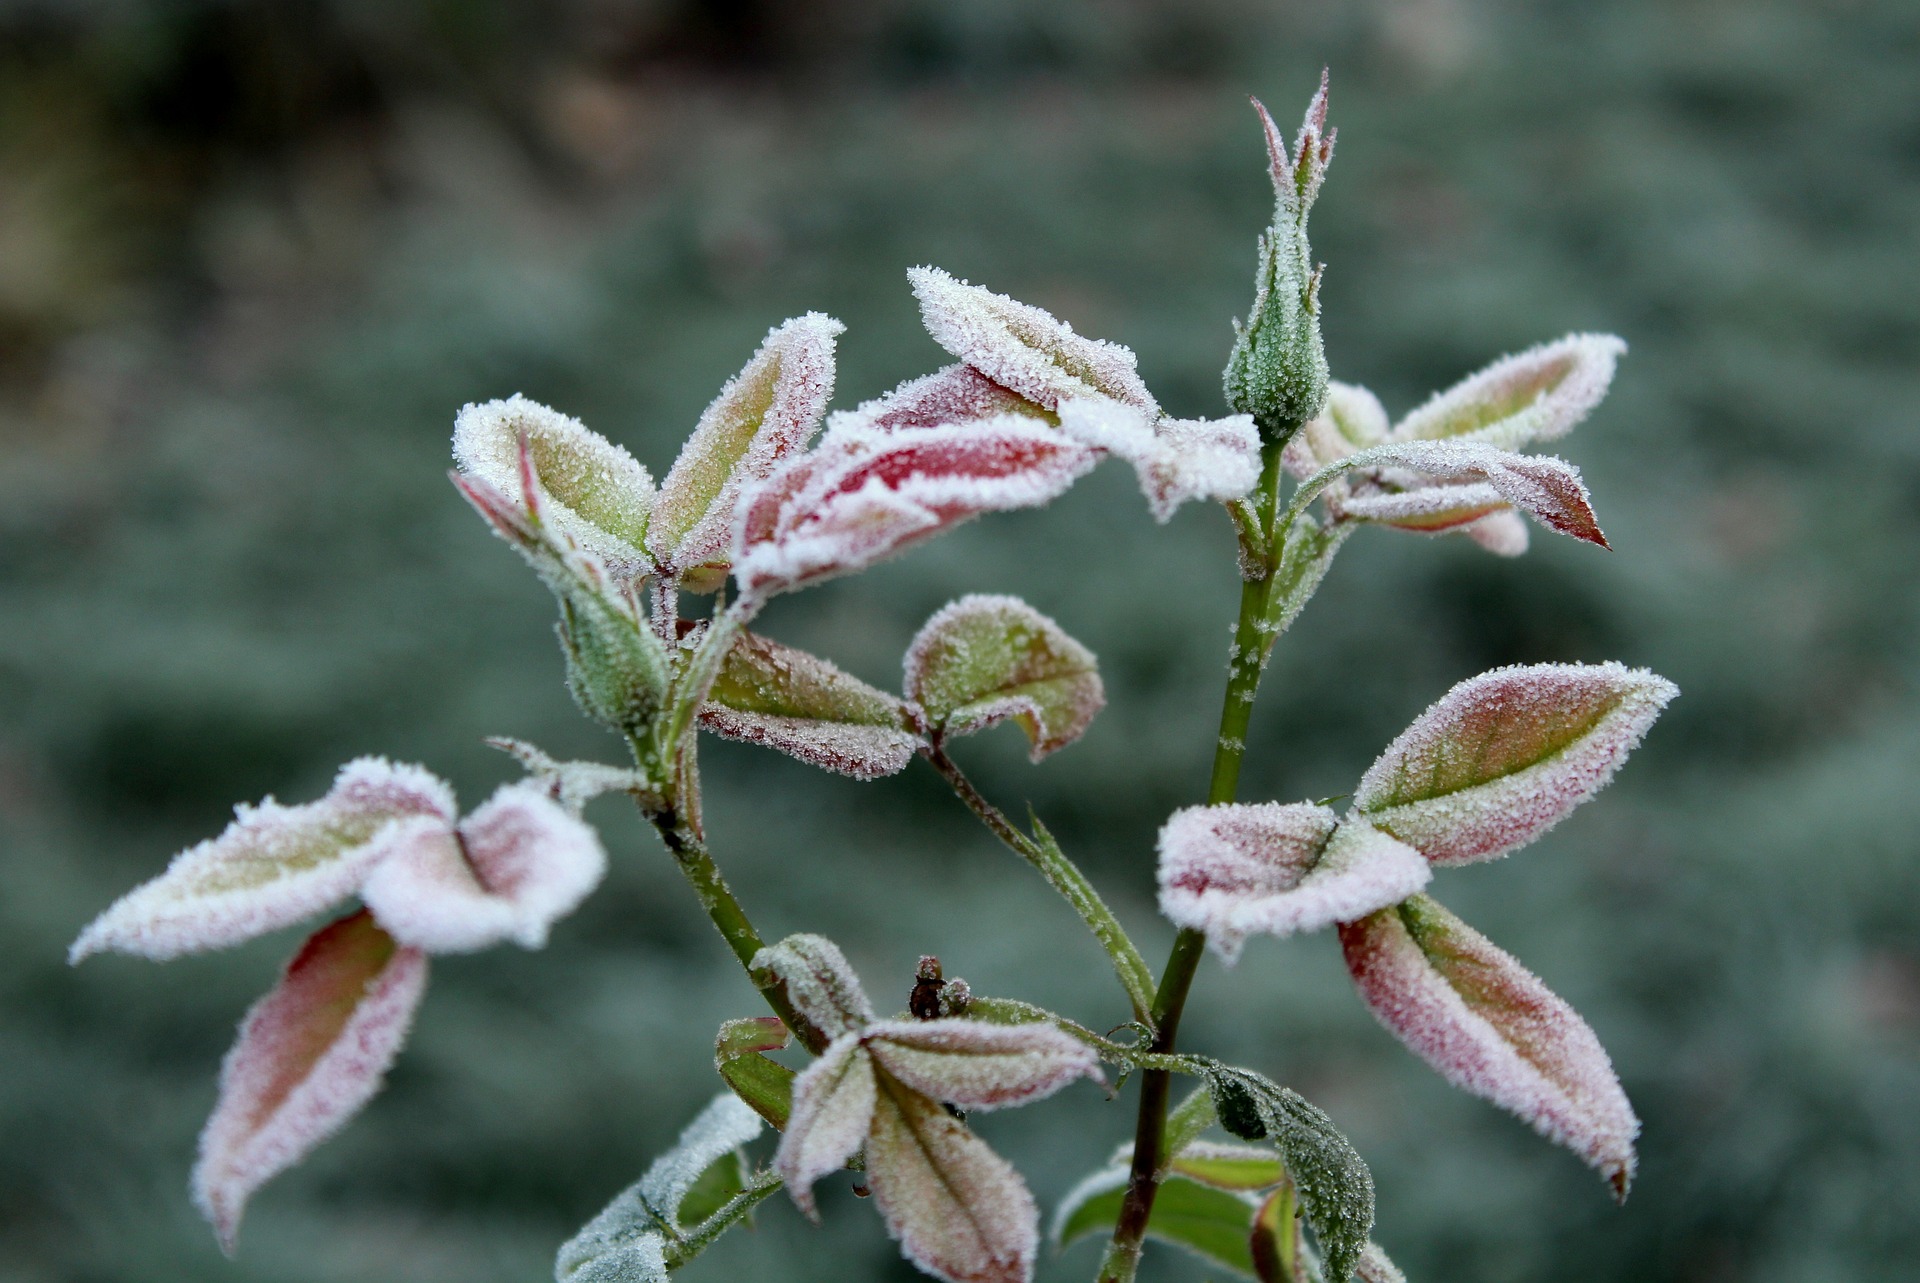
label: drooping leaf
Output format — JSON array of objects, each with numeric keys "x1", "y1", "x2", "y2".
[
  {"x1": 1056, "y1": 399, "x2": 1262, "y2": 521},
  {"x1": 716, "y1": 1016, "x2": 797, "y2": 1130},
  {"x1": 1053, "y1": 1166, "x2": 1261, "y2": 1277},
  {"x1": 865, "y1": 1070, "x2": 1040, "y2": 1283},
  {"x1": 1339, "y1": 895, "x2": 1639, "y2": 1198},
  {"x1": 909, "y1": 267, "x2": 1159, "y2": 415},
  {"x1": 453, "y1": 394, "x2": 656, "y2": 577},
  {"x1": 903, "y1": 594, "x2": 1104, "y2": 761},
  {"x1": 1330, "y1": 441, "x2": 1609, "y2": 548},
  {"x1": 700, "y1": 630, "x2": 923, "y2": 779},
  {"x1": 358, "y1": 783, "x2": 606, "y2": 953},
  {"x1": 774, "y1": 1034, "x2": 878, "y2": 1220},
  {"x1": 1158, "y1": 805, "x2": 1429, "y2": 962},
  {"x1": 1204, "y1": 1066, "x2": 1374, "y2": 1283},
  {"x1": 825, "y1": 363, "x2": 1050, "y2": 440},
  {"x1": 193, "y1": 910, "x2": 428, "y2": 1252},
  {"x1": 1352, "y1": 662, "x2": 1678, "y2": 865},
  {"x1": 70, "y1": 758, "x2": 455, "y2": 962},
  {"x1": 862, "y1": 1018, "x2": 1101, "y2": 1111},
  {"x1": 732, "y1": 420, "x2": 1099, "y2": 600},
  {"x1": 649, "y1": 313, "x2": 843, "y2": 590},
  {"x1": 1392, "y1": 333, "x2": 1625, "y2": 451},
  {"x1": 750, "y1": 933, "x2": 874, "y2": 1041}
]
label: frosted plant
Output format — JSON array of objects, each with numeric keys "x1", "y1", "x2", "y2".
[{"x1": 70, "y1": 72, "x2": 1677, "y2": 1283}]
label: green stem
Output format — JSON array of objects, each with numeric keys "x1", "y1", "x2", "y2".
[{"x1": 924, "y1": 743, "x2": 1158, "y2": 1026}]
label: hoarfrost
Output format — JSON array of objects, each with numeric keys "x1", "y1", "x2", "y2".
[
  {"x1": 701, "y1": 629, "x2": 923, "y2": 779},
  {"x1": 484, "y1": 737, "x2": 654, "y2": 812},
  {"x1": 903, "y1": 594, "x2": 1104, "y2": 761},
  {"x1": 862, "y1": 1019, "x2": 1101, "y2": 1111},
  {"x1": 1334, "y1": 441, "x2": 1610, "y2": 548},
  {"x1": 1339, "y1": 895, "x2": 1639, "y2": 1197},
  {"x1": 193, "y1": 910, "x2": 427, "y2": 1252},
  {"x1": 751, "y1": 933, "x2": 875, "y2": 1039},
  {"x1": 1354, "y1": 662, "x2": 1677, "y2": 865},
  {"x1": 824, "y1": 363, "x2": 1047, "y2": 443},
  {"x1": 775, "y1": 1034, "x2": 878, "y2": 1220},
  {"x1": 1056, "y1": 399, "x2": 1260, "y2": 521},
  {"x1": 1395, "y1": 333, "x2": 1625, "y2": 451}
]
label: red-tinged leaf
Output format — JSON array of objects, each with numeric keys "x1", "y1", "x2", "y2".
[
  {"x1": 357, "y1": 783, "x2": 606, "y2": 953},
  {"x1": 1392, "y1": 333, "x2": 1625, "y2": 451},
  {"x1": 1338, "y1": 441, "x2": 1609, "y2": 548},
  {"x1": 193, "y1": 910, "x2": 428, "y2": 1251},
  {"x1": 1333, "y1": 481, "x2": 1510, "y2": 533},
  {"x1": 732, "y1": 421, "x2": 1098, "y2": 600},
  {"x1": 1157, "y1": 805, "x2": 1430, "y2": 962},
  {"x1": 904, "y1": 594, "x2": 1104, "y2": 761},
  {"x1": 649, "y1": 313, "x2": 843, "y2": 589},
  {"x1": 862, "y1": 1019, "x2": 1101, "y2": 1111},
  {"x1": 750, "y1": 933, "x2": 874, "y2": 1040},
  {"x1": 716, "y1": 1016, "x2": 796, "y2": 1129},
  {"x1": 866, "y1": 1071, "x2": 1040, "y2": 1283},
  {"x1": 1057, "y1": 399, "x2": 1261, "y2": 521},
  {"x1": 1340, "y1": 895, "x2": 1638, "y2": 1198},
  {"x1": 701, "y1": 630, "x2": 923, "y2": 780},
  {"x1": 909, "y1": 266, "x2": 1159, "y2": 416},
  {"x1": 1282, "y1": 381, "x2": 1389, "y2": 480},
  {"x1": 452, "y1": 395, "x2": 655, "y2": 576},
  {"x1": 774, "y1": 1034, "x2": 878, "y2": 1220},
  {"x1": 1353, "y1": 662, "x2": 1678, "y2": 866},
  {"x1": 826, "y1": 363, "x2": 1050, "y2": 440},
  {"x1": 71, "y1": 759, "x2": 455, "y2": 962}
]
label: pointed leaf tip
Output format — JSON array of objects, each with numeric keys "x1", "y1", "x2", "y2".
[
  {"x1": 1340, "y1": 895, "x2": 1638, "y2": 1195},
  {"x1": 193, "y1": 910, "x2": 427, "y2": 1252},
  {"x1": 1354, "y1": 662, "x2": 1677, "y2": 865},
  {"x1": 904, "y1": 594, "x2": 1104, "y2": 761},
  {"x1": 775, "y1": 1034, "x2": 878, "y2": 1221}
]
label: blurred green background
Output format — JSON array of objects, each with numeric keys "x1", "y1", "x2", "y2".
[{"x1": 3, "y1": 1, "x2": 1916, "y2": 1280}]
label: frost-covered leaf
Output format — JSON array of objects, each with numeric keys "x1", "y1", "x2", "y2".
[
  {"x1": 453, "y1": 395, "x2": 655, "y2": 577},
  {"x1": 1355, "y1": 1243, "x2": 1406, "y2": 1283},
  {"x1": 1281, "y1": 382, "x2": 1388, "y2": 480},
  {"x1": 359, "y1": 783, "x2": 606, "y2": 953},
  {"x1": 716, "y1": 1016, "x2": 797, "y2": 1130},
  {"x1": 484, "y1": 738, "x2": 657, "y2": 812},
  {"x1": 910, "y1": 267, "x2": 1158, "y2": 415},
  {"x1": 866, "y1": 1071, "x2": 1039, "y2": 1283},
  {"x1": 904, "y1": 595, "x2": 1104, "y2": 761},
  {"x1": 1204, "y1": 1066, "x2": 1373, "y2": 1283},
  {"x1": 1353, "y1": 662, "x2": 1678, "y2": 865},
  {"x1": 1332, "y1": 441, "x2": 1608, "y2": 548},
  {"x1": 701, "y1": 630, "x2": 922, "y2": 779},
  {"x1": 1260, "y1": 513, "x2": 1353, "y2": 656},
  {"x1": 193, "y1": 910, "x2": 427, "y2": 1251},
  {"x1": 1054, "y1": 1165, "x2": 1261, "y2": 1277},
  {"x1": 733, "y1": 420, "x2": 1098, "y2": 600},
  {"x1": 1169, "y1": 1141, "x2": 1288, "y2": 1192},
  {"x1": 1339, "y1": 895, "x2": 1638, "y2": 1198},
  {"x1": 751, "y1": 933, "x2": 874, "y2": 1041},
  {"x1": 774, "y1": 1034, "x2": 877, "y2": 1220},
  {"x1": 1158, "y1": 805, "x2": 1429, "y2": 962},
  {"x1": 71, "y1": 758, "x2": 454, "y2": 962},
  {"x1": 1462, "y1": 508, "x2": 1530, "y2": 557},
  {"x1": 650, "y1": 314, "x2": 843, "y2": 590},
  {"x1": 1057, "y1": 399, "x2": 1261, "y2": 521},
  {"x1": 557, "y1": 1231, "x2": 667, "y2": 1283},
  {"x1": 825, "y1": 363, "x2": 1049, "y2": 441},
  {"x1": 863, "y1": 1019, "x2": 1101, "y2": 1111},
  {"x1": 1393, "y1": 334, "x2": 1625, "y2": 451}
]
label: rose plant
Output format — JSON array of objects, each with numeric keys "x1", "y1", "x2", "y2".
[{"x1": 71, "y1": 73, "x2": 1674, "y2": 1283}]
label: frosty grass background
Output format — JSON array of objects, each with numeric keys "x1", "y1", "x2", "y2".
[{"x1": 3, "y1": 2, "x2": 1916, "y2": 1280}]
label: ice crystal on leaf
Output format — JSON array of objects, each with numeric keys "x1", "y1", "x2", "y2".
[
  {"x1": 904, "y1": 595, "x2": 1104, "y2": 761},
  {"x1": 1339, "y1": 895, "x2": 1639, "y2": 1197},
  {"x1": 824, "y1": 363, "x2": 1049, "y2": 441},
  {"x1": 1394, "y1": 334, "x2": 1625, "y2": 451},
  {"x1": 1056, "y1": 399, "x2": 1262, "y2": 522},
  {"x1": 751, "y1": 933, "x2": 875, "y2": 1042},
  {"x1": 194, "y1": 909, "x2": 427, "y2": 1252},
  {"x1": 701, "y1": 630, "x2": 923, "y2": 779},
  {"x1": 1157, "y1": 805, "x2": 1429, "y2": 962},
  {"x1": 1353, "y1": 662, "x2": 1677, "y2": 866},
  {"x1": 731, "y1": 421, "x2": 1098, "y2": 600},
  {"x1": 453, "y1": 395, "x2": 656, "y2": 580},
  {"x1": 861, "y1": 1019, "x2": 1101, "y2": 1110},
  {"x1": 910, "y1": 267, "x2": 1159, "y2": 416},
  {"x1": 649, "y1": 314, "x2": 843, "y2": 592}
]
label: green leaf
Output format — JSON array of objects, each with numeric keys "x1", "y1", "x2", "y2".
[
  {"x1": 701, "y1": 631, "x2": 922, "y2": 780},
  {"x1": 1259, "y1": 512, "x2": 1352, "y2": 661},
  {"x1": 1055, "y1": 1167, "x2": 1261, "y2": 1277},
  {"x1": 904, "y1": 594, "x2": 1104, "y2": 761},
  {"x1": 1171, "y1": 1143, "x2": 1288, "y2": 1192},
  {"x1": 715, "y1": 1016, "x2": 797, "y2": 1130},
  {"x1": 675, "y1": 1149, "x2": 748, "y2": 1228},
  {"x1": 1204, "y1": 1065, "x2": 1374, "y2": 1283}
]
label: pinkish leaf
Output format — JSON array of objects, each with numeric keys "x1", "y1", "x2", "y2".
[
  {"x1": 1353, "y1": 662, "x2": 1677, "y2": 866},
  {"x1": 1339, "y1": 895, "x2": 1638, "y2": 1197},
  {"x1": 866, "y1": 1071, "x2": 1040, "y2": 1283},
  {"x1": 862, "y1": 1019, "x2": 1101, "y2": 1111},
  {"x1": 1462, "y1": 508, "x2": 1530, "y2": 557},
  {"x1": 701, "y1": 630, "x2": 923, "y2": 780},
  {"x1": 904, "y1": 594, "x2": 1104, "y2": 761},
  {"x1": 1335, "y1": 441, "x2": 1609, "y2": 548},
  {"x1": 357, "y1": 783, "x2": 606, "y2": 953},
  {"x1": 732, "y1": 420, "x2": 1098, "y2": 600},
  {"x1": 649, "y1": 313, "x2": 844, "y2": 590},
  {"x1": 909, "y1": 266, "x2": 1159, "y2": 415},
  {"x1": 825, "y1": 363, "x2": 1049, "y2": 441},
  {"x1": 1282, "y1": 381, "x2": 1391, "y2": 481},
  {"x1": 1393, "y1": 333, "x2": 1625, "y2": 451},
  {"x1": 1157, "y1": 805, "x2": 1430, "y2": 962},
  {"x1": 1056, "y1": 399, "x2": 1261, "y2": 521},
  {"x1": 1259, "y1": 69, "x2": 1335, "y2": 215},
  {"x1": 193, "y1": 910, "x2": 428, "y2": 1251},
  {"x1": 1355, "y1": 1242, "x2": 1408, "y2": 1283},
  {"x1": 70, "y1": 759, "x2": 455, "y2": 962},
  {"x1": 774, "y1": 1034, "x2": 878, "y2": 1220},
  {"x1": 452, "y1": 395, "x2": 655, "y2": 577},
  {"x1": 750, "y1": 933, "x2": 874, "y2": 1040}
]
